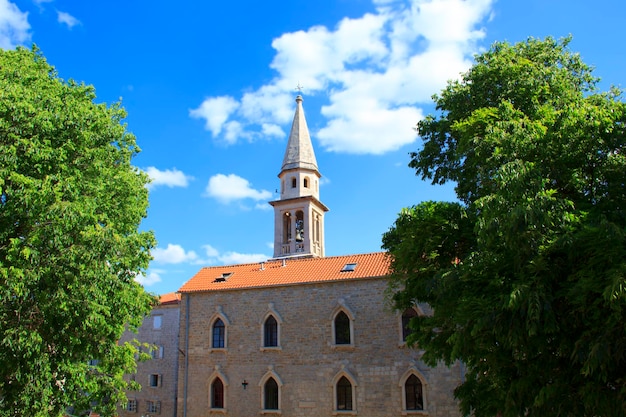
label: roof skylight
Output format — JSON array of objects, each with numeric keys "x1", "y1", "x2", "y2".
[
  {"x1": 341, "y1": 263, "x2": 357, "y2": 272},
  {"x1": 213, "y1": 272, "x2": 233, "y2": 283}
]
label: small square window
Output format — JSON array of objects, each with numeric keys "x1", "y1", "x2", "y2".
[
  {"x1": 151, "y1": 345, "x2": 164, "y2": 359},
  {"x1": 146, "y1": 400, "x2": 161, "y2": 414},
  {"x1": 126, "y1": 399, "x2": 138, "y2": 412},
  {"x1": 149, "y1": 374, "x2": 162, "y2": 387}
]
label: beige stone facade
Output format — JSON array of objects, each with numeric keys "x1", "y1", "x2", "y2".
[
  {"x1": 176, "y1": 274, "x2": 463, "y2": 417},
  {"x1": 119, "y1": 296, "x2": 180, "y2": 417}
]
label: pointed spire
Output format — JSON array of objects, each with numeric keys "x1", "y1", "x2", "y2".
[
  {"x1": 281, "y1": 95, "x2": 318, "y2": 173},
  {"x1": 270, "y1": 94, "x2": 327, "y2": 259}
]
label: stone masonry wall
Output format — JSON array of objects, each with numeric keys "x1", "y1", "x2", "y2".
[
  {"x1": 119, "y1": 303, "x2": 180, "y2": 417},
  {"x1": 177, "y1": 277, "x2": 462, "y2": 417}
]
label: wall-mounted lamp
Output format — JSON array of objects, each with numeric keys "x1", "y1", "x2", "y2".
[{"x1": 242, "y1": 380, "x2": 248, "y2": 389}]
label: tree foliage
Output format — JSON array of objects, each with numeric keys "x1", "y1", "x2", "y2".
[
  {"x1": 383, "y1": 37, "x2": 626, "y2": 417},
  {"x1": 0, "y1": 47, "x2": 156, "y2": 416}
]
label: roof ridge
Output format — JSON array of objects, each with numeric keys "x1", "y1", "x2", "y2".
[
  {"x1": 193, "y1": 251, "x2": 388, "y2": 271},
  {"x1": 265, "y1": 253, "x2": 384, "y2": 266}
]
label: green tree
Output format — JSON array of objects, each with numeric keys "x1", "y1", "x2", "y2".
[
  {"x1": 0, "y1": 47, "x2": 155, "y2": 416},
  {"x1": 383, "y1": 37, "x2": 626, "y2": 417}
]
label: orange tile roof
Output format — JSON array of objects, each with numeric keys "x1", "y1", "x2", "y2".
[
  {"x1": 159, "y1": 292, "x2": 181, "y2": 305},
  {"x1": 178, "y1": 252, "x2": 391, "y2": 293}
]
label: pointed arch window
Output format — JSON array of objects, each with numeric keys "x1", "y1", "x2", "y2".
[
  {"x1": 405, "y1": 374, "x2": 423, "y2": 411},
  {"x1": 331, "y1": 301, "x2": 355, "y2": 349},
  {"x1": 336, "y1": 376, "x2": 353, "y2": 410},
  {"x1": 264, "y1": 377, "x2": 279, "y2": 410},
  {"x1": 260, "y1": 304, "x2": 283, "y2": 350},
  {"x1": 209, "y1": 307, "x2": 230, "y2": 351},
  {"x1": 208, "y1": 365, "x2": 228, "y2": 411},
  {"x1": 399, "y1": 367, "x2": 427, "y2": 413},
  {"x1": 211, "y1": 377, "x2": 224, "y2": 409},
  {"x1": 334, "y1": 311, "x2": 351, "y2": 345},
  {"x1": 259, "y1": 368, "x2": 283, "y2": 412},
  {"x1": 402, "y1": 308, "x2": 418, "y2": 342},
  {"x1": 264, "y1": 316, "x2": 278, "y2": 347},
  {"x1": 332, "y1": 369, "x2": 357, "y2": 413},
  {"x1": 212, "y1": 318, "x2": 225, "y2": 348}
]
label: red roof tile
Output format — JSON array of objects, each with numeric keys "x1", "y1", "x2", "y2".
[
  {"x1": 159, "y1": 292, "x2": 181, "y2": 305},
  {"x1": 178, "y1": 252, "x2": 390, "y2": 293}
]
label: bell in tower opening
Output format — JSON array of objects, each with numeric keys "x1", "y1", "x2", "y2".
[{"x1": 295, "y1": 211, "x2": 304, "y2": 242}]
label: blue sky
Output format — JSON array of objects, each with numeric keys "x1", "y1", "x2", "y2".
[{"x1": 2, "y1": 0, "x2": 624, "y2": 295}]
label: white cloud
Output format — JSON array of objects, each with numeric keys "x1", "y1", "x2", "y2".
[
  {"x1": 190, "y1": 96, "x2": 239, "y2": 136},
  {"x1": 56, "y1": 10, "x2": 80, "y2": 29},
  {"x1": 318, "y1": 103, "x2": 422, "y2": 154},
  {"x1": 261, "y1": 123, "x2": 285, "y2": 138},
  {"x1": 148, "y1": 244, "x2": 270, "y2": 269},
  {"x1": 218, "y1": 251, "x2": 268, "y2": 265},
  {"x1": 145, "y1": 167, "x2": 193, "y2": 189},
  {"x1": 191, "y1": 0, "x2": 494, "y2": 154},
  {"x1": 206, "y1": 173, "x2": 272, "y2": 204},
  {"x1": 135, "y1": 270, "x2": 163, "y2": 286},
  {"x1": 254, "y1": 202, "x2": 272, "y2": 211},
  {"x1": 202, "y1": 245, "x2": 268, "y2": 265},
  {"x1": 202, "y1": 244, "x2": 220, "y2": 258},
  {"x1": 240, "y1": 84, "x2": 293, "y2": 125},
  {"x1": 152, "y1": 244, "x2": 198, "y2": 264},
  {"x1": 0, "y1": 0, "x2": 30, "y2": 49},
  {"x1": 223, "y1": 120, "x2": 245, "y2": 145}
]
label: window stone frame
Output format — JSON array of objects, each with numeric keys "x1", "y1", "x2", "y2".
[
  {"x1": 208, "y1": 365, "x2": 229, "y2": 413},
  {"x1": 331, "y1": 366, "x2": 358, "y2": 415},
  {"x1": 260, "y1": 303, "x2": 283, "y2": 351},
  {"x1": 331, "y1": 299, "x2": 355, "y2": 350},
  {"x1": 398, "y1": 366, "x2": 428, "y2": 416},
  {"x1": 209, "y1": 306, "x2": 231, "y2": 352},
  {"x1": 258, "y1": 366, "x2": 283, "y2": 414}
]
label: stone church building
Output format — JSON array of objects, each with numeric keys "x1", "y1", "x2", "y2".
[{"x1": 172, "y1": 96, "x2": 464, "y2": 417}]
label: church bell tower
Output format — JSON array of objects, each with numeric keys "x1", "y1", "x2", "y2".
[{"x1": 269, "y1": 95, "x2": 328, "y2": 258}]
